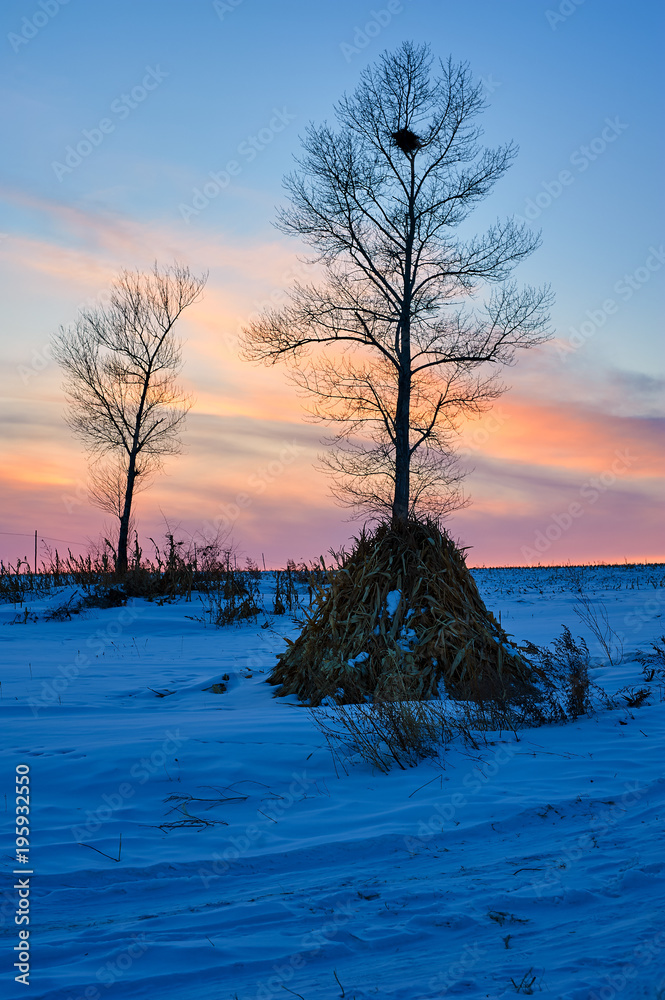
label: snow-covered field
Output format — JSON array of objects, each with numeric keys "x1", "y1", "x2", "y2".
[{"x1": 1, "y1": 565, "x2": 664, "y2": 1000}]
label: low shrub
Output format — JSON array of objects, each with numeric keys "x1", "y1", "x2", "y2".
[
  {"x1": 635, "y1": 635, "x2": 665, "y2": 678},
  {"x1": 533, "y1": 626, "x2": 593, "y2": 720},
  {"x1": 311, "y1": 677, "x2": 466, "y2": 774},
  {"x1": 615, "y1": 686, "x2": 651, "y2": 708},
  {"x1": 635, "y1": 636, "x2": 665, "y2": 698},
  {"x1": 43, "y1": 593, "x2": 85, "y2": 621},
  {"x1": 187, "y1": 574, "x2": 263, "y2": 627}
]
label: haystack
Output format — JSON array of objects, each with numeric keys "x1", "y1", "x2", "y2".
[{"x1": 269, "y1": 519, "x2": 537, "y2": 705}]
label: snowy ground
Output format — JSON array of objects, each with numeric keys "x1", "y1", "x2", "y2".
[{"x1": 1, "y1": 565, "x2": 664, "y2": 999}]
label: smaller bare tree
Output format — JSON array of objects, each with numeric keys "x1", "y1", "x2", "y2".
[{"x1": 53, "y1": 262, "x2": 207, "y2": 574}]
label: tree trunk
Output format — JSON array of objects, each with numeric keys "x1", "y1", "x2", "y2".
[
  {"x1": 116, "y1": 454, "x2": 138, "y2": 576},
  {"x1": 392, "y1": 172, "x2": 416, "y2": 526},
  {"x1": 392, "y1": 356, "x2": 411, "y2": 524},
  {"x1": 116, "y1": 354, "x2": 152, "y2": 575}
]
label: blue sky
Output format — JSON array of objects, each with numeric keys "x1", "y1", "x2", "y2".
[{"x1": 1, "y1": 0, "x2": 663, "y2": 565}]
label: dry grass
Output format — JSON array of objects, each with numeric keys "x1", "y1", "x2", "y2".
[
  {"x1": 311, "y1": 693, "x2": 461, "y2": 774},
  {"x1": 309, "y1": 664, "x2": 527, "y2": 774},
  {"x1": 0, "y1": 533, "x2": 265, "y2": 612},
  {"x1": 269, "y1": 518, "x2": 541, "y2": 706},
  {"x1": 573, "y1": 592, "x2": 624, "y2": 665}
]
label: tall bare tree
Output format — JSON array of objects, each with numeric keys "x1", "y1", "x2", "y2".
[
  {"x1": 241, "y1": 43, "x2": 552, "y2": 524},
  {"x1": 54, "y1": 262, "x2": 207, "y2": 574}
]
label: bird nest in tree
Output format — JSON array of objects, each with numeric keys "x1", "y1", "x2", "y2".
[
  {"x1": 391, "y1": 127, "x2": 421, "y2": 154},
  {"x1": 269, "y1": 518, "x2": 539, "y2": 706}
]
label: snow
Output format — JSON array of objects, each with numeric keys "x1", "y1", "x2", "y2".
[
  {"x1": 398, "y1": 626, "x2": 417, "y2": 647},
  {"x1": 1, "y1": 566, "x2": 664, "y2": 999},
  {"x1": 386, "y1": 589, "x2": 401, "y2": 617}
]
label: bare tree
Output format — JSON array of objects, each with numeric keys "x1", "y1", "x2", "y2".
[
  {"x1": 53, "y1": 262, "x2": 207, "y2": 574},
  {"x1": 241, "y1": 43, "x2": 552, "y2": 524}
]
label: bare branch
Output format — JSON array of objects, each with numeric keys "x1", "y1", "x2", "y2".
[
  {"x1": 240, "y1": 43, "x2": 552, "y2": 523},
  {"x1": 53, "y1": 261, "x2": 206, "y2": 573}
]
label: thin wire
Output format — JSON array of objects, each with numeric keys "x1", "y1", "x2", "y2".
[
  {"x1": 0, "y1": 530, "x2": 87, "y2": 545},
  {"x1": 41, "y1": 536, "x2": 88, "y2": 546}
]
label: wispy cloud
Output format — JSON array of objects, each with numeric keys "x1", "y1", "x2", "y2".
[{"x1": 0, "y1": 185, "x2": 662, "y2": 566}]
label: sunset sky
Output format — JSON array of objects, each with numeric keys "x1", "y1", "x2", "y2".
[{"x1": 1, "y1": 0, "x2": 663, "y2": 568}]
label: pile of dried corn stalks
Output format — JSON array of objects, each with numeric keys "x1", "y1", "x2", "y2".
[{"x1": 269, "y1": 519, "x2": 539, "y2": 705}]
